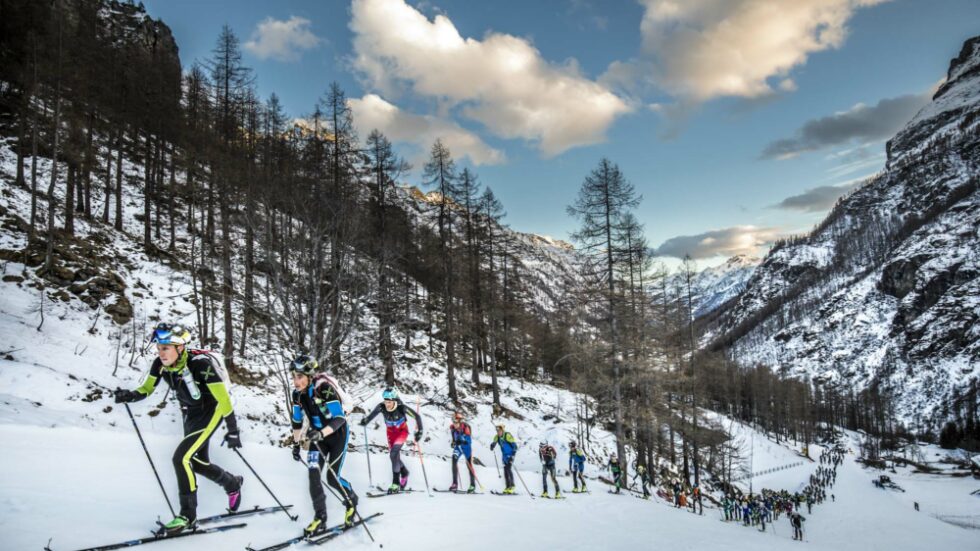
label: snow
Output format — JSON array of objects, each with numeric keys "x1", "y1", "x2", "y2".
[{"x1": 1, "y1": 420, "x2": 977, "y2": 550}]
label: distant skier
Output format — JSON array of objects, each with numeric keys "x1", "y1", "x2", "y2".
[
  {"x1": 569, "y1": 441, "x2": 587, "y2": 493},
  {"x1": 449, "y1": 412, "x2": 475, "y2": 492},
  {"x1": 490, "y1": 424, "x2": 518, "y2": 494},
  {"x1": 287, "y1": 355, "x2": 358, "y2": 537},
  {"x1": 114, "y1": 323, "x2": 242, "y2": 535},
  {"x1": 633, "y1": 463, "x2": 651, "y2": 498},
  {"x1": 790, "y1": 511, "x2": 806, "y2": 541},
  {"x1": 360, "y1": 388, "x2": 423, "y2": 494},
  {"x1": 608, "y1": 454, "x2": 624, "y2": 493},
  {"x1": 539, "y1": 442, "x2": 562, "y2": 497}
]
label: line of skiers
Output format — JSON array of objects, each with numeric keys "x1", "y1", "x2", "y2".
[{"x1": 112, "y1": 321, "x2": 845, "y2": 542}]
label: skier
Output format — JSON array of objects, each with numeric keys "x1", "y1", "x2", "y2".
[
  {"x1": 608, "y1": 454, "x2": 623, "y2": 493},
  {"x1": 490, "y1": 424, "x2": 518, "y2": 494},
  {"x1": 632, "y1": 463, "x2": 651, "y2": 498},
  {"x1": 287, "y1": 354, "x2": 358, "y2": 537},
  {"x1": 359, "y1": 388, "x2": 423, "y2": 494},
  {"x1": 449, "y1": 412, "x2": 475, "y2": 492},
  {"x1": 538, "y1": 442, "x2": 561, "y2": 498},
  {"x1": 568, "y1": 441, "x2": 587, "y2": 493},
  {"x1": 790, "y1": 511, "x2": 806, "y2": 541},
  {"x1": 692, "y1": 482, "x2": 703, "y2": 515},
  {"x1": 114, "y1": 323, "x2": 242, "y2": 535}
]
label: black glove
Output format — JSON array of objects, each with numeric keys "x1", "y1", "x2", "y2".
[
  {"x1": 223, "y1": 429, "x2": 242, "y2": 449},
  {"x1": 359, "y1": 418, "x2": 368, "y2": 427},
  {"x1": 307, "y1": 428, "x2": 323, "y2": 443},
  {"x1": 415, "y1": 430, "x2": 423, "y2": 442},
  {"x1": 292, "y1": 445, "x2": 301, "y2": 462},
  {"x1": 114, "y1": 388, "x2": 141, "y2": 403}
]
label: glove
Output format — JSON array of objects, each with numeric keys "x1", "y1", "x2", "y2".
[
  {"x1": 114, "y1": 388, "x2": 141, "y2": 403},
  {"x1": 414, "y1": 430, "x2": 423, "y2": 442},
  {"x1": 223, "y1": 429, "x2": 242, "y2": 449},
  {"x1": 359, "y1": 418, "x2": 368, "y2": 427},
  {"x1": 307, "y1": 428, "x2": 323, "y2": 443},
  {"x1": 292, "y1": 445, "x2": 301, "y2": 462}
]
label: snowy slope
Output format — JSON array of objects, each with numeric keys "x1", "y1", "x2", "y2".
[
  {"x1": 2, "y1": 420, "x2": 977, "y2": 550},
  {"x1": 705, "y1": 36, "x2": 980, "y2": 423}
]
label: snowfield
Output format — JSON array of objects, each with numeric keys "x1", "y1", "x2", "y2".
[{"x1": 1, "y1": 421, "x2": 977, "y2": 550}]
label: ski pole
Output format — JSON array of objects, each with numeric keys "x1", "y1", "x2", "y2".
[
  {"x1": 513, "y1": 461, "x2": 535, "y2": 500},
  {"x1": 463, "y1": 455, "x2": 485, "y2": 491},
  {"x1": 123, "y1": 404, "x2": 176, "y2": 517},
  {"x1": 493, "y1": 451, "x2": 501, "y2": 479},
  {"x1": 413, "y1": 396, "x2": 432, "y2": 496},
  {"x1": 363, "y1": 423, "x2": 373, "y2": 487},
  {"x1": 233, "y1": 449, "x2": 298, "y2": 521},
  {"x1": 413, "y1": 439, "x2": 433, "y2": 497}
]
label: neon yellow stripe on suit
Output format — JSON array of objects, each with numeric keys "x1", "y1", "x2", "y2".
[
  {"x1": 136, "y1": 375, "x2": 158, "y2": 396},
  {"x1": 180, "y1": 409, "x2": 223, "y2": 492}
]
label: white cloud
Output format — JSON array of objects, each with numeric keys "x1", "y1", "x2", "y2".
[
  {"x1": 655, "y1": 225, "x2": 783, "y2": 259},
  {"x1": 638, "y1": 0, "x2": 888, "y2": 101},
  {"x1": 349, "y1": 0, "x2": 631, "y2": 157},
  {"x1": 349, "y1": 94, "x2": 506, "y2": 166},
  {"x1": 244, "y1": 16, "x2": 320, "y2": 62}
]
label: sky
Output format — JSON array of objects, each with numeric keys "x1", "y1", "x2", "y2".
[{"x1": 143, "y1": 0, "x2": 980, "y2": 268}]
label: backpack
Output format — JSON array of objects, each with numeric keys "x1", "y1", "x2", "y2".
[
  {"x1": 189, "y1": 349, "x2": 234, "y2": 403},
  {"x1": 312, "y1": 372, "x2": 354, "y2": 415}
]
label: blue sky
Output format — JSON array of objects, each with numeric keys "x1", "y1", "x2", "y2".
[{"x1": 144, "y1": 0, "x2": 980, "y2": 268}]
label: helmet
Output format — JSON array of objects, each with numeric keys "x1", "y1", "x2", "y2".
[
  {"x1": 539, "y1": 441, "x2": 547, "y2": 447},
  {"x1": 382, "y1": 388, "x2": 399, "y2": 401},
  {"x1": 495, "y1": 424, "x2": 505, "y2": 430},
  {"x1": 570, "y1": 440, "x2": 577, "y2": 447},
  {"x1": 150, "y1": 323, "x2": 191, "y2": 346},
  {"x1": 289, "y1": 354, "x2": 318, "y2": 376}
]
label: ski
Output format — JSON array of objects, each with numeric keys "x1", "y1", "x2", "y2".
[
  {"x1": 196, "y1": 504, "x2": 294, "y2": 526},
  {"x1": 246, "y1": 513, "x2": 383, "y2": 551},
  {"x1": 489, "y1": 490, "x2": 520, "y2": 496},
  {"x1": 366, "y1": 489, "x2": 416, "y2": 498},
  {"x1": 433, "y1": 488, "x2": 482, "y2": 494},
  {"x1": 539, "y1": 494, "x2": 567, "y2": 500},
  {"x1": 309, "y1": 512, "x2": 383, "y2": 545},
  {"x1": 45, "y1": 522, "x2": 247, "y2": 551}
]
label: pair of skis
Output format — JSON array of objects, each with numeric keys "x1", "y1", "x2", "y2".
[
  {"x1": 246, "y1": 512, "x2": 383, "y2": 551},
  {"x1": 365, "y1": 485, "x2": 417, "y2": 498},
  {"x1": 44, "y1": 505, "x2": 291, "y2": 551},
  {"x1": 433, "y1": 488, "x2": 483, "y2": 495}
]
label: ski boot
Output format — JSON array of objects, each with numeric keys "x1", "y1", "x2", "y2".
[
  {"x1": 387, "y1": 483, "x2": 401, "y2": 495},
  {"x1": 304, "y1": 516, "x2": 327, "y2": 538},
  {"x1": 343, "y1": 494, "x2": 359, "y2": 527},
  {"x1": 555, "y1": 491, "x2": 562, "y2": 499},
  {"x1": 160, "y1": 515, "x2": 196, "y2": 535},
  {"x1": 504, "y1": 487, "x2": 515, "y2": 495},
  {"x1": 541, "y1": 491, "x2": 550, "y2": 498},
  {"x1": 399, "y1": 473, "x2": 409, "y2": 490},
  {"x1": 227, "y1": 475, "x2": 244, "y2": 512},
  {"x1": 467, "y1": 485, "x2": 476, "y2": 494},
  {"x1": 449, "y1": 483, "x2": 458, "y2": 492}
]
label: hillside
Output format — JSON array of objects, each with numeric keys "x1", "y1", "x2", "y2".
[{"x1": 704, "y1": 36, "x2": 980, "y2": 424}]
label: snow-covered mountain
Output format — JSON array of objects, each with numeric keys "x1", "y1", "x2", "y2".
[
  {"x1": 704, "y1": 36, "x2": 980, "y2": 424},
  {"x1": 687, "y1": 255, "x2": 761, "y2": 317}
]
